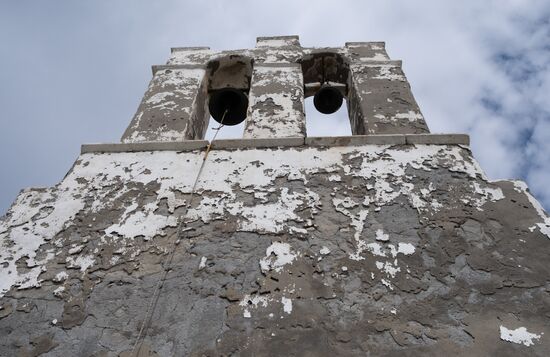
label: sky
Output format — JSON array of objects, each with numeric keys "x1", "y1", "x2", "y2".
[{"x1": 0, "y1": 0, "x2": 549, "y2": 214}]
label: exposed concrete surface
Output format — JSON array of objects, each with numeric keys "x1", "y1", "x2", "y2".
[{"x1": 1, "y1": 144, "x2": 550, "y2": 356}]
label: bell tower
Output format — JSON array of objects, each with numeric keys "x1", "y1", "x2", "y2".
[{"x1": 1, "y1": 36, "x2": 549, "y2": 356}]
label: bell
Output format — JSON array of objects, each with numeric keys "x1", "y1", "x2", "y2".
[
  {"x1": 313, "y1": 85, "x2": 343, "y2": 114},
  {"x1": 208, "y1": 88, "x2": 248, "y2": 126}
]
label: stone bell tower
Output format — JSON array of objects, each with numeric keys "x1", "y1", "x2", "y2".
[{"x1": 1, "y1": 36, "x2": 549, "y2": 356}]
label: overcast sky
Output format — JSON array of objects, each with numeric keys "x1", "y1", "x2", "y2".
[{"x1": 1, "y1": 1, "x2": 549, "y2": 214}]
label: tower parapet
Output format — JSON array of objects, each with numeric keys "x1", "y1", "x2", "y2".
[{"x1": 122, "y1": 35, "x2": 429, "y2": 143}]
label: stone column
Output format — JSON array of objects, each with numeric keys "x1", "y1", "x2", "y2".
[
  {"x1": 346, "y1": 44, "x2": 430, "y2": 135},
  {"x1": 244, "y1": 63, "x2": 306, "y2": 138},
  {"x1": 121, "y1": 65, "x2": 209, "y2": 143}
]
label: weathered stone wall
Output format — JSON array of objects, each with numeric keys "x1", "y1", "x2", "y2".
[
  {"x1": 2, "y1": 36, "x2": 549, "y2": 356},
  {"x1": 1, "y1": 142, "x2": 549, "y2": 356}
]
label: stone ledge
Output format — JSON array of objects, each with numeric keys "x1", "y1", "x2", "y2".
[
  {"x1": 406, "y1": 134, "x2": 470, "y2": 145},
  {"x1": 211, "y1": 137, "x2": 304, "y2": 150},
  {"x1": 350, "y1": 60, "x2": 402, "y2": 67},
  {"x1": 81, "y1": 134, "x2": 469, "y2": 154},
  {"x1": 345, "y1": 41, "x2": 385, "y2": 48},
  {"x1": 255, "y1": 63, "x2": 302, "y2": 68},
  {"x1": 170, "y1": 46, "x2": 211, "y2": 53},
  {"x1": 151, "y1": 64, "x2": 206, "y2": 75},
  {"x1": 81, "y1": 141, "x2": 209, "y2": 154},
  {"x1": 306, "y1": 135, "x2": 406, "y2": 147}
]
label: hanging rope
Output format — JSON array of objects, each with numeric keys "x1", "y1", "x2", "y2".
[{"x1": 131, "y1": 110, "x2": 228, "y2": 356}]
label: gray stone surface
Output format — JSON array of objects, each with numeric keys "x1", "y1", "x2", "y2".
[
  {"x1": 211, "y1": 137, "x2": 304, "y2": 150},
  {"x1": 1, "y1": 144, "x2": 550, "y2": 356},
  {"x1": 121, "y1": 67, "x2": 209, "y2": 143},
  {"x1": 349, "y1": 62, "x2": 430, "y2": 135},
  {"x1": 244, "y1": 64, "x2": 305, "y2": 139},
  {"x1": 2, "y1": 36, "x2": 549, "y2": 356},
  {"x1": 81, "y1": 140, "x2": 209, "y2": 154},
  {"x1": 406, "y1": 134, "x2": 470, "y2": 145},
  {"x1": 306, "y1": 134, "x2": 407, "y2": 147}
]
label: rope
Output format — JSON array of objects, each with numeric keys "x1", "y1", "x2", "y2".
[{"x1": 131, "y1": 110, "x2": 228, "y2": 356}]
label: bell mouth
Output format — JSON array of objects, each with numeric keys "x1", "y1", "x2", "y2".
[
  {"x1": 313, "y1": 85, "x2": 344, "y2": 114},
  {"x1": 208, "y1": 88, "x2": 249, "y2": 126}
]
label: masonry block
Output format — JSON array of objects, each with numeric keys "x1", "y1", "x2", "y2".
[
  {"x1": 121, "y1": 67, "x2": 209, "y2": 142},
  {"x1": 244, "y1": 64, "x2": 306, "y2": 138},
  {"x1": 349, "y1": 62, "x2": 430, "y2": 135}
]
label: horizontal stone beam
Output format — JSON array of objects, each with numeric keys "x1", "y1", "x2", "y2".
[
  {"x1": 81, "y1": 141, "x2": 209, "y2": 154},
  {"x1": 151, "y1": 64, "x2": 206, "y2": 75},
  {"x1": 82, "y1": 134, "x2": 469, "y2": 153}
]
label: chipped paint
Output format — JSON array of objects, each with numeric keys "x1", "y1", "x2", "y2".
[
  {"x1": 199, "y1": 256, "x2": 207, "y2": 270},
  {"x1": 239, "y1": 294, "x2": 270, "y2": 318},
  {"x1": 281, "y1": 297, "x2": 292, "y2": 314},
  {"x1": 513, "y1": 181, "x2": 550, "y2": 238},
  {"x1": 260, "y1": 242, "x2": 298, "y2": 273},
  {"x1": 500, "y1": 326, "x2": 542, "y2": 346}
]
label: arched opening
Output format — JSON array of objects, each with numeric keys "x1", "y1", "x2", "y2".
[
  {"x1": 304, "y1": 96, "x2": 351, "y2": 137},
  {"x1": 204, "y1": 55, "x2": 253, "y2": 140},
  {"x1": 299, "y1": 52, "x2": 353, "y2": 137}
]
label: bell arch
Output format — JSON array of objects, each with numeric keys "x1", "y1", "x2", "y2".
[
  {"x1": 206, "y1": 55, "x2": 253, "y2": 126},
  {"x1": 299, "y1": 52, "x2": 363, "y2": 136}
]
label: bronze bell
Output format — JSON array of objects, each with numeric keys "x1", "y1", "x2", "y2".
[
  {"x1": 313, "y1": 84, "x2": 343, "y2": 114},
  {"x1": 208, "y1": 88, "x2": 248, "y2": 126}
]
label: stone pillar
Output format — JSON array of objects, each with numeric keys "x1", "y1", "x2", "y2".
[
  {"x1": 121, "y1": 65, "x2": 209, "y2": 143},
  {"x1": 346, "y1": 44, "x2": 430, "y2": 135},
  {"x1": 244, "y1": 63, "x2": 306, "y2": 138}
]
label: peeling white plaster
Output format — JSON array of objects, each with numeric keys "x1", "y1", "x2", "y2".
[
  {"x1": 381, "y1": 278, "x2": 393, "y2": 290},
  {"x1": 375, "y1": 229, "x2": 389, "y2": 242},
  {"x1": 66, "y1": 255, "x2": 95, "y2": 272},
  {"x1": 168, "y1": 49, "x2": 213, "y2": 65},
  {"x1": 367, "y1": 242, "x2": 386, "y2": 257},
  {"x1": 260, "y1": 242, "x2": 298, "y2": 273},
  {"x1": 53, "y1": 286, "x2": 65, "y2": 297},
  {"x1": 513, "y1": 181, "x2": 550, "y2": 239},
  {"x1": 246, "y1": 66, "x2": 304, "y2": 139},
  {"x1": 397, "y1": 243, "x2": 415, "y2": 255},
  {"x1": 53, "y1": 271, "x2": 68, "y2": 283},
  {"x1": 239, "y1": 294, "x2": 270, "y2": 318},
  {"x1": 199, "y1": 256, "x2": 207, "y2": 270},
  {"x1": 68, "y1": 245, "x2": 84, "y2": 255},
  {"x1": 0, "y1": 143, "x2": 511, "y2": 298},
  {"x1": 372, "y1": 65, "x2": 406, "y2": 81},
  {"x1": 500, "y1": 325, "x2": 542, "y2": 346},
  {"x1": 376, "y1": 260, "x2": 400, "y2": 278},
  {"x1": 281, "y1": 297, "x2": 292, "y2": 314}
]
